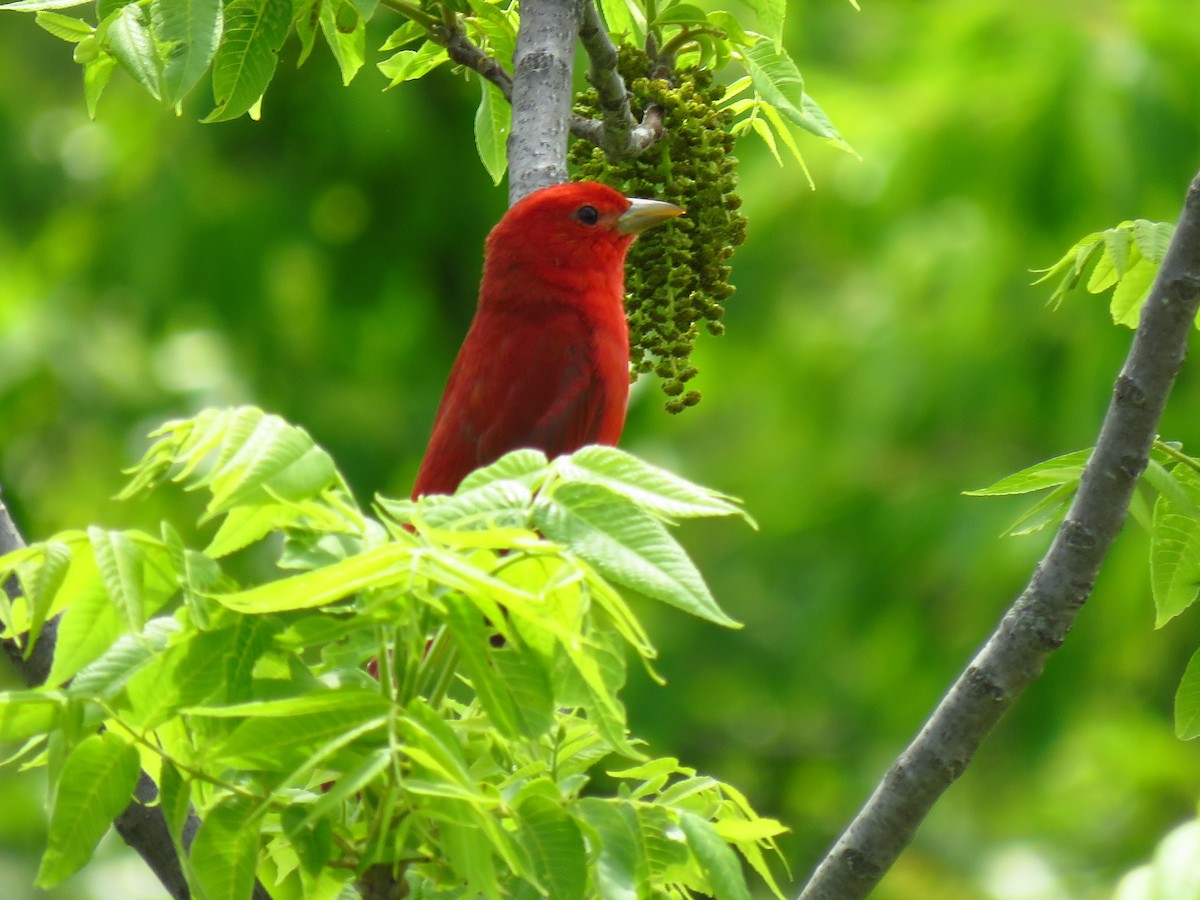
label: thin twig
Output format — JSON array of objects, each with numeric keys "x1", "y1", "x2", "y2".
[{"x1": 799, "y1": 167, "x2": 1200, "y2": 899}]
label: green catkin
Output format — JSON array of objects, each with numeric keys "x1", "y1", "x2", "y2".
[{"x1": 570, "y1": 48, "x2": 748, "y2": 414}]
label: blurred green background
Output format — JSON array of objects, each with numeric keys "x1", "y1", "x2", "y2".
[{"x1": 3, "y1": 0, "x2": 1200, "y2": 897}]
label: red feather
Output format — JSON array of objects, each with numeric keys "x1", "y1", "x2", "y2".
[{"x1": 412, "y1": 182, "x2": 677, "y2": 498}]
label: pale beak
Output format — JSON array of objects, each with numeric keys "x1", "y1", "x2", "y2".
[{"x1": 617, "y1": 198, "x2": 684, "y2": 234}]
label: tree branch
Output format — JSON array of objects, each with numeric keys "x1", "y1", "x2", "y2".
[
  {"x1": 506, "y1": 0, "x2": 583, "y2": 203},
  {"x1": 798, "y1": 167, "x2": 1200, "y2": 899},
  {"x1": 0, "y1": 495, "x2": 267, "y2": 900}
]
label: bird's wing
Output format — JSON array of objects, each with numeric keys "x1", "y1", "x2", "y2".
[{"x1": 412, "y1": 309, "x2": 619, "y2": 497}]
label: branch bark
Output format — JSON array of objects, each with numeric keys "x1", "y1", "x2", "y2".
[
  {"x1": 0, "y1": 496, "x2": 267, "y2": 900},
  {"x1": 799, "y1": 167, "x2": 1200, "y2": 899},
  {"x1": 506, "y1": 0, "x2": 583, "y2": 203}
]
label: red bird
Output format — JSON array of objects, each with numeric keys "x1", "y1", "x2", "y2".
[{"x1": 412, "y1": 182, "x2": 682, "y2": 498}]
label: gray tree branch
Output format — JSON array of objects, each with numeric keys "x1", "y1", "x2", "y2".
[
  {"x1": 798, "y1": 167, "x2": 1200, "y2": 899},
  {"x1": 506, "y1": 0, "x2": 583, "y2": 203},
  {"x1": 0, "y1": 496, "x2": 266, "y2": 900}
]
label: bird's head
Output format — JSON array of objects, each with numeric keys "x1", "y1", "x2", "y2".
[{"x1": 483, "y1": 182, "x2": 683, "y2": 293}]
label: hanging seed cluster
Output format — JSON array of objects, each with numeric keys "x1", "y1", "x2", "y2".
[{"x1": 569, "y1": 48, "x2": 747, "y2": 414}]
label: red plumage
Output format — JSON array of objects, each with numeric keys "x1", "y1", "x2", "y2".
[{"x1": 412, "y1": 182, "x2": 681, "y2": 498}]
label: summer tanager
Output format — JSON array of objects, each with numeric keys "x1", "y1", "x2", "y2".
[{"x1": 412, "y1": 182, "x2": 683, "y2": 498}]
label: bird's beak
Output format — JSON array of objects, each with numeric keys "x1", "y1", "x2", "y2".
[{"x1": 618, "y1": 198, "x2": 684, "y2": 234}]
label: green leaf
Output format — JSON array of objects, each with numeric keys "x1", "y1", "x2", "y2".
[
  {"x1": 0, "y1": 0, "x2": 89, "y2": 9},
  {"x1": 707, "y1": 10, "x2": 750, "y2": 45},
  {"x1": 214, "y1": 543, "x2": 413, "y2": 613},
  {"x1": 596, "y1": 0, "x2": 640, "y2": 39},
  {"x1": 964, "y1": 448, "x2": 1091, "y2": 496},
  {"x1": 45, "y1": 574, "x2": 121, "y2": 687},
  {"x1": 416, "y1": 478, "x2": 533, "y2": 533},
  {"x1": 1103, "y1": 226, "x2": 1132, "y2": 279},
  {"x1": 554, "y1": 446, "x2": 751, "y2": 523},
  {"x1": 576, "y1": 798, "x2": 649, "y2": 900},
  {"x1": 35, "y1": 732, "x2": 140, "y2": 887},
  {"x1": 68, "y1": 616, "x2": 180, "y2": 698},
  {"x1": 516, "y1": 784, "x2": 587, "y2": 900},
  {"x1": 1132, "y1": 218, "x2": 1174, "y2": 262},
  {"x1": 474, "y1": 75, "x2": 510, "y2": 186},
  {"x1": 459, "y1": 448, "x2": 550, "y2": 492},
  {"x1": 738, "y1": 0, "x2": 785, "y2": 46},
  {"x1": 319, "y1": 0, "x2": 365, "y2": 86},
  {"x1": 535, "y1": 483, "x2": 740, "y2": 627},
  {"x1": 203, "y1": 0, "x2": 291, "y2": 122},
  {"x1": 107, "y1": 2, "x2": 162, "y2": 99},
  {"x1": 655, "y1": 3, "x2": 707, "y2": 25},
  {"x1": 0, "y1": 690, "x2": 65, "y2": 743},
  {"x1": 1110, "y1": 257, "x2": 1158, "y2": 328},
  {"x1": 1175, "y1": 647, "x2": 1200, "y2": 740},
  {"x1": 378, "y1": 40, "x2": 448, "y2": 88},
  {"x1": 83, "y1": 53, "x2": 117, "y2": 118},
  {"x1": 88, "y1": 527, "x2": 147, "y2": 632},
  {"x1": 152, "y1": 0, "x2": 224, "y2": 106},
  {"x1": 679, "y1": 810, "x2": 752, "y2": 900},
  {"x1": 124, "y1": 626, "x2": 234, "y2": 728},
  {"x1": 189, "y1": 795, "x2": 263, "y2": 900},
  {"x1": 35, "y1": 9, "x2": 92, "y2": 40},
  {"x1": 212, "y1": 693, "x2": 389, "y2": 768},
  {"x1": 1001, "y1": 481, "x2": 1076, "y2": 537},
  {"x1": 1151, "y1": 488, "x2": 1200, "y2": 628},
  {"x1": 16, "y1": 540, "x2": 73, "y2": 658}
]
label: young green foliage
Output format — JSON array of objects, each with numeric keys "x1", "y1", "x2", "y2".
[{"x1": 0, "y1": 406, "x2": 783, "y2": 899}]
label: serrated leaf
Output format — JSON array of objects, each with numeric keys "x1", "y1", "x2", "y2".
[
  {"x1": 34, "y1": 10, "x2": 92, "y2": 40},
  {"x1": 88, "y1": 527, "x2": 146, "y2": 632},
  {"x1": 124, "y1": 626, "x2": 233, "y2": 728},
  {"x1": 516, "y1": 786, "x2": 587, "y2": 900},
  {"x1": 742, "y1": 39, "x2": 804, "y2": 122},
  {"x1": 474, "y1": 75, "x2": 510, "y2": 186},
  {"x1": 214, "y1": 543, "x2": 412, "y2": 613},
  {"x1": 107, "y1": 2, "x2": 162, "y2": 99},
  {"x1": 679, "y1": 811, "x2": 752, "y2": 900},
  {"x1": 965, "y1": 448, "x2": 1091, "y2": 496},
  {"x1": 1151, "y1": 488, "x2": 1200, "y2": 628},
  {"x1": 35, "y1": 732, "x2": 140, "y2": 887},
  {"x1": 1132, "y1": 219, "x2": 1174, "y2": 262},
  {"x1": 556, "y1": 446, "x2": 751, "y2": 524},
  {"x1": 417, "y1": 478, "x2": 533, "y2": 532},
  {"x1": 1175, "y1": 647, "x2": 1200, "y2": 740},
  {"x1": 189, "y1": 795, "x2": 262, "y2": 900},
  {"x1": 153, "y1": 0, "x2": 224, "y2": 106},
  {"x1": 576, "y1": 798, "x2": 649, "y2": 900},
  {"x1": 459, "y1": 448, "x2": 550, "y2": 492},
  {"x1": 535, "y1": 483, "x2": 740, "y2": 627},
  {"x1": 203, "y1": 0, "x2": 291, "y2": 122},
  {"x1": 45, "y1": 577, "x2": 120, "y2": 687},
  {"x1": 68, "y1": 616, "x2": 180, "y2": 698},
  {"x1": 1103, "y1": 226, "x2": 1132, "y2": 279},
  {"x1": 17, "y1": 540, "x2": 73, "y2": 658},
  {"x1": 212, "y1": 693, "x2": 389, "y2": 767}
]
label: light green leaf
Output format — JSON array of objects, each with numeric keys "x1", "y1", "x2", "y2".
[
  {"x1": 655, "y1": 3, "x2": 707, "y2": 25},
  {"x1": 964, "y1": 448, "x2": 1091, "y2": 496},
  {"x1": 203, "y1": 0, "x2": 291, "y2": 122},
  {"x1": 214, "y1": 543, "x2": 412, "y2": 613},
  {"x1": 152, "y1": 0, "x2": 224, "y2": 106},
  {"x1": 88, "y1": 527, "x2": 146, "y2": 632},
  {"x1": 319, "y1": 0, "x2": 365, "y2": 86},
  {"x1": 576, "y1": 798, "x2": 649, "y2": 900},
  {"x1": 459, "y1": 448, "x2": 550, "y2": 492},
  {"x1": 124, "y1": 626, "x2": 233, "y2": 728},
  {"x1": 597, "y1": 0, "x2": 640, "y2": 39},
  {"x1": 707, "y1": 10, "x2": 750, "y2": 45},
  {"x1": 83, "y1": 52, "x2": 117, "y2": 119},
  {"x1": 1110, "y1": 256, "x2": 1159, "y2": 328},
  {"x1": 474, "y1": 76, "x2": 510, "y2": 186},
  {"x1": 1103, "y1": 226, "x2": 1132, "y2": 279},
  {"x1": 107, "y1": 2, "x2": 162, "y2": 99},
  {"x1": 0, "y1": 691, "x2": 65, "y2": 743},
  {"x1": 1175, "y1": 648, "x2": 1200, "y2": 740},
  {"x1": 1132, "y1": 218, "x2": 1174, "y2": 262},
  {"x1": 45, "y1": 576, "x2": 120, "y2": 687},
  {"x1": 0, "y1": 0, "x2": 89, "y2": 9},
  {"x1": 16, "y1": 540, "x2": 73, "y2": 657},
  {"x1": 189, "y1": 796, "x2": 262, "y2": 900},
  {"x1": 188, "y1": 688, "x2": 389, "y2": 718},
  {"x1": 68, "y1": 616, "x2": 180, "y2": 698},
  {"x1": 535, "y1": 483, "x2": 740, "y2": 627},
  {"x1": 743, "y1": 39, "x2": 804, "y2": 110},
  {"x1": 555, "y1": 446, "x2": 751, "y2": 524},
  {"x1": 679, "y1": 811, "x2": 752, "y2": 900},
  {"x1": 1001, "y1": 481, "x2": 1076, "y2": 537},
  {"x1": 416, "y1": 478, "x2": 533, "y2": 532},
  {"x1": 738, "y1": 0, "x2": 784, "y2": 46},
  {"x1": 213, "y1": 694, "x2": 389, "y2": 767},
  {"x1": 35, "y1": 732, "x2": 140, "y2": 887},
  {"x1": 1151, "y1": 487, "x2": 1200, "y2": 628},
  {"x1": 516, "y1": 785, "x2": 587, "y2": 900},
  {"x1": 35, "y1": 10, "x2": 92, "y2": 40},
  {"x1": 377, "y1": 40, "x2": 448, "y2": 88}
]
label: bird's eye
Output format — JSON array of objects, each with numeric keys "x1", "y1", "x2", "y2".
[{"x1": 575, "y1": 205, "x2": 600, "y2": 226}]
